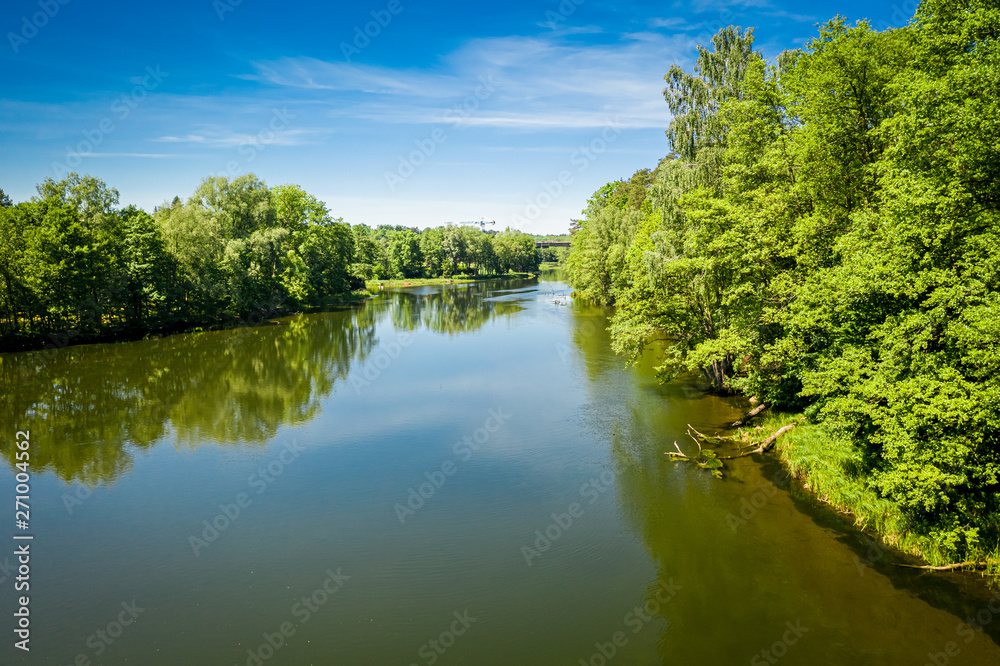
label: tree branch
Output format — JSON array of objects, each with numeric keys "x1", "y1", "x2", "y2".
[
  {"x1": 892, "y1": 560, "x2": 999, "y2": 572},
  {"x1": 732, "y1": 402, "x2": 767, "y2": 427}
]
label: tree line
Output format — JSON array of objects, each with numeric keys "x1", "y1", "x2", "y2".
[
  {"x1": 351, "y1": 222, "x2": 539, "y2": 281},
  {"x1": 567, "y1": 1, "x2": 999, "y2": 567},
  {"x1": 0, "y1": 173, "x2": 539, "y2": 349}
]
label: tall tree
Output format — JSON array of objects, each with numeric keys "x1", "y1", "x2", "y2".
[{"x1": 190, "y1": 174, "x2": 275, "y2": 239}]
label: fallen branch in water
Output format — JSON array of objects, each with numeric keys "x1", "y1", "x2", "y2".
[
  {"x1": 892, "y1": 560, "x2": 999, "y2": 572},
  {"x1": 732, "y1": 402, "x2": 768, "y2": 427},
  {"x1": 686, "y1": 424, "x2": 734, "y2": 446},
  {"x1": 682, "y1": 418, "x2": 805, "y2": 459},
  {"x1": 664, "y1": 440, "x2": 724, "y2": 477},
  {"x1": 754, "y1": 418, "x2": 806, "y2": 454},
  {"x1": 664, "y1": 441, "x2": 687, "y2": 458}
]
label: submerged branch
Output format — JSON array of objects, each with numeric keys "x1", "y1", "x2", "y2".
[{"x1": 892, "y1": 560, "x2": 999, "y2": 572}]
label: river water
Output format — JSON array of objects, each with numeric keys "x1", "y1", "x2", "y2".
[{"x1": 1, "y1": 272, "x2": 998, "y2": 665}]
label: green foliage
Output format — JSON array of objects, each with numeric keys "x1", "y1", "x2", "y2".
[
  {"x1": 34, "y1": 172, "x2": 119, "y2": 216},
  {"x1": 568, "y1": 9, "x2": 1000, "y2": 565},
  {"x1": 0, "y1": 173, "x2": 360, "y2": 345},
  {"x1": 120, "y1": 206, "x2": 178, "y2": 328},
  {"x1": 387, "y1": 230, "x2": 424, "y2": 278},
  {"x1": 190, "y1": 174, "x2": 276, "y2": 239},
  {"x1": 419, "y1": 227, "x2": 447, "y2": 276},
  {"x1": 492, "y1": 228, "x2": 540, "y2": 274},
  {"x1": 1, "y1": 172, "x2": 541, "y2": 347}
]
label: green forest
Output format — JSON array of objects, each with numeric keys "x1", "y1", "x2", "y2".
[
  {"x1": 0, "y1": 174, "x2": 539, "y2": 350},
  {"x1": 567, "y1": 1, "x2": 999, "y2": 571}
]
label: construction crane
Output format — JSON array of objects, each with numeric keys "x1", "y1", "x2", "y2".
[{"x1": 452, "y1": 219, "x2": 496, "y2": 232}]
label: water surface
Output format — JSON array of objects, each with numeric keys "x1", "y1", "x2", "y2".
[{"x1": 1, "y1": 272, "x2": 998, "y2": 665}]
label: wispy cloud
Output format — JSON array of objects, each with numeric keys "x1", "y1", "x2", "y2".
[
  {"x1": 649, "y1": 17, "x2": 692, "y2": 29},
  {"x1": 241, "y1": 58, "x2": 459, "y2": 97},
  {"x1": 152, "y1": 128, "x2": 329, "y2": 147},
  {"x1": 762, "y1": 8, "x2": 818, "y2": 22},
  {"x1": 155, "y1": 134, "x2": 207, "y2": 143},
  {"x1": 538, "y1": 23, "x2": 604, "y2": 36},
  {"x1": 686, "y1": 0, "x2": 773, "y2": 11},
  {"x1": 76, "y1": 152, "x2": 206, "y2": 158},
  {"x1": 242, "y1": 34, "x2": 691, "y2": 131}
]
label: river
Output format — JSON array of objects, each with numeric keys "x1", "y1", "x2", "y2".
[{"x1": 1, "y1": 271, "x2": 998, "y2": 665}]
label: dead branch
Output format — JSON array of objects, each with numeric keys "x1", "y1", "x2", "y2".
[
  {"x1": 687, "y1": 424, "x2": 708, "y2": 440},
  {"x1": 732, "y1": 402, "x2": 768, "y2": 427},
  {"x1": 892, "y1": 560, "x2": 999, "y2": 572},
  {"x1": 686, "y1": 424, "x2": 735, "y2": 445},
  {"x1": 755, "y1": 418, "x2": 805, "y2": 453},
  {"x1": 717, "y1": 418, "x2": 806, "y2": 459}
]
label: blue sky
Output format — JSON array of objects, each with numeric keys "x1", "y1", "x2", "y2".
[{"x1": 1, "y1": 0, "x2": 916, "y2": 233}]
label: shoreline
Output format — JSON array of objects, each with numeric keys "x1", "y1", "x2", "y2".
[
  {"x1": 365, "y1": 272, "x2": 538, "y2": 290},
  {"x1": 742, "y1": 410, "x2": 1000, "y2": 585},
  {"x1": 0, "y1": 290, "x2": 372, "y2": 355}
]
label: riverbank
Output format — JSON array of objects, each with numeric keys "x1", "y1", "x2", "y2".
[
  {"x1": 750, "y1": 411, "x2": 1000, "y2": 584},
  {"x1": 365, "y1": 272, "x2": 536, "y2": 289},
  {"x1": 0, "y1": 290, "x2": 371, "y2": 353}
]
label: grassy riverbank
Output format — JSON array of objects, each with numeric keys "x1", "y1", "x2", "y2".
[{"x1": 757, "y1": 412, "x2": 1000, "y2": 582}]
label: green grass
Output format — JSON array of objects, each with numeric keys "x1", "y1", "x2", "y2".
[{"x1": 754, "y1": 412, "x2": 999, "y2": 580}]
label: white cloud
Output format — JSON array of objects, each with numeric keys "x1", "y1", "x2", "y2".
[
  {"x1": 76, "y1": 152, "x2": 203, "y2": 158},
  {"x1": 649, "y1": 17, "x2": 689, "y2": 28},
  {"x1": 155, "y1": 134, "x2": 207, "y2": 143},
  {"x1": 687, "y1": 0, "x2": 773, "y2": 11},
  {"x1": 242, "y1": 33, "x2": 693, "y2": 132},
  {"x1": 152, "y1": 128, "x2": 328, "y2": 147}
]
